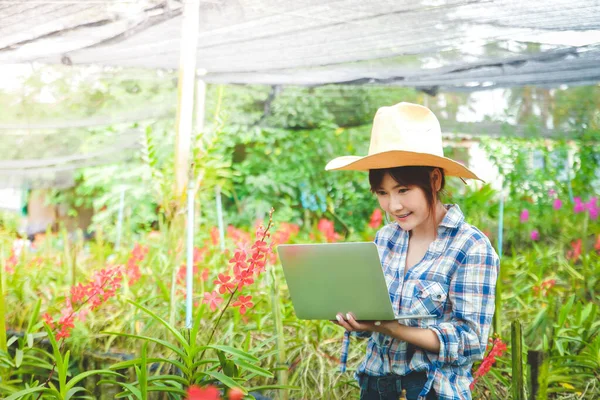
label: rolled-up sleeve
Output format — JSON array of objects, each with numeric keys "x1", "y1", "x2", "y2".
[{"x1": 427, "y1": 240, "x2": 499, "y2": 367}]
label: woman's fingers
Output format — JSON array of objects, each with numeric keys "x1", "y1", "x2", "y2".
[
  {"x1": 345, "y1": 313, "x2": 365, "y2": 330},
  {"x1": 335, "y1": 313, "x2": 354, "y2": 331}
]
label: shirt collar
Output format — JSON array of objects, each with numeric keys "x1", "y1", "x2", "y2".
[{"x1": 438, "y1": 204, "x2": 464, "y2": 230}]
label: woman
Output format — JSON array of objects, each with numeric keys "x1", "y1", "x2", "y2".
[{"x1": 326, "y1": 102, "x2": 499, "y2": 400}]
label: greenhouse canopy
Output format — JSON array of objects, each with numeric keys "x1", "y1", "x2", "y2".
[
  {"x1": 1, "y1": 0, "x2": 600, "y2": 91},
  {"x1": 1, "y1": 0, "x2": 599, "y2": 188}
]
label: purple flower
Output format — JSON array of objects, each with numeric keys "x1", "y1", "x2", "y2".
[
  {"x1": 520, "y1": 209, "x2": 529, "y2": 223},
  {"x1": 548, "y1": 189, "x2": 557, "y2": 197},
  {"x1": 553, "y1": 198, "x2": 563, "y2": 210},
  {"x1": 574, "y1": 197, "x2": 586, "y2": 213},
  {"x1": 530, "y1": 230, "x2": 540, "y2": 241}
]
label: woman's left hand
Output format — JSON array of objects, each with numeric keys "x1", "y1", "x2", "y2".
[{"x1": 334, "y1": 313, "x2": 400, "y2": 336}]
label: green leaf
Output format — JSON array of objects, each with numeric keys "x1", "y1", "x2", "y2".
[
  {"x1": 126, "y1": 300, "x2": 190, "y2": 353},
  {"x1": 110, "y1": 357, "x2": 188, "y2": 375},
  {"x1": 146, "y1": 375, "x2": 188, "y2": 385},
  {"x1": 200, "y1": 371, "x2": 247, "y2": 394},
  {"x1": 111, "y1": 381, "x2": 142, "y2": 399},
  {"x1": 15, "y1": 349, "x2": 23, "y2": 368},
  {"x1": 191, "y1": 303, "x2": 207, "y2": 342},
  {"x1": 66, "y1": 386, "x2": 89, "y2": 400},
  {"x1": 4, "y1": 386, "x2": 48, "y2": 400},
  {"x1": 139, "y1": 342, "x2": 147, "y2": 400},
  {"x1": 198, "y1": 345, "x2": 258, "y2": 363},
  {"x1": 234, "y1": 359, "x2": 274, "y2": 378},
  {"x1": 223, "y1": 360, "x2": 238, "y2": 378},
  {"x1": 245, "y1": 384, "x2": 301, "y2": 391},
  {"x1": 65, "y1": 370, "x2": 123, "y2": 392},
  {"x1": 102, "y1": 332, "x2": 186, "y2": 359},
  {"x1": 145, "y1": 386, "x2": 187, "y2": 395},
  {"x1": 27, "y1": 333, "x2": 34, "y2": 349},
  {"x1": 6, "y1": 336, "x2": 18, "y2": 347},
  {"x1": 26, "y1": 299, "x2": 42, "y2": 334},
  {"x1": 557, "y1": 296, "x2": 575, "y2": 327}
]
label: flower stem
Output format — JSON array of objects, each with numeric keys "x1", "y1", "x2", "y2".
[{"x1": 202, "y1": 288, "x2": 238, "y2": 357}]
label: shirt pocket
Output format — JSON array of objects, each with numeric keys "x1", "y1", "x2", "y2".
[{"x1": 408, "y1": 280, "x2": 449, "y2": 318}]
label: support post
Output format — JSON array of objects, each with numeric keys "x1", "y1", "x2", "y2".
[
  {"x1": 185, "y1": 167, "x2": 195, "y2": 329},
  {"x1": 493, "y1": 190, "x2": 504, "y2": 334},
  {"x1": 511, "y1": 320, "x2": 525, "y2": 400},
  {"x1": 175, "y1": 0, "x2": 200, "y2": 197},
  {"x1": 115, "y1": 187, "x2": 126, "y2": 250},
  {"x1": 216, "y1": 185, "x2": 225, "y2": 251},
  {"x1": 527, "y1": 350, "x2": 545, "y2": 400}
]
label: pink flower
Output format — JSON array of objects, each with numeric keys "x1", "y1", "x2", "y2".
[
  {"x1": 369, "y1": 209, "x2": 383, "y2": 229},
  {"x1": 530, "y1": 230, "x2": 540, "y2": 241},
  {"x1": 548, "y1": 189, "x2": 557, "y2": 197},
  {"x1": 520, "y1": 209, "x2": 529, "y2": 223},
  {"x1": 552, "y1": 198, "x2": 562, "y2": 210},
  {"x1": 202, "y1": 291, "x2": 223, "y2": 312},
  {"x1": 574, "y1": 197, "x2": 585, "y2": 213}
]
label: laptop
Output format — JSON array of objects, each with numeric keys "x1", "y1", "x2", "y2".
[{"x1": 278, "y1": 242, "x2": 435, "y2": 321}]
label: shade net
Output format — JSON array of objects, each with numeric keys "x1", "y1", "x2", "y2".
[
  {"x1": 1, "y1": 0, "x2": 599, "y2": 189},
  {"x1": 0, "y1": 0, "x2": 599, "y2": 91}
]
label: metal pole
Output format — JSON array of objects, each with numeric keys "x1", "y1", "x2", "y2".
[
  {"x1": 493, "y1": 189, "x2": 504, "y2": 334},
  {"x1": 216, "y1": 185, "x2": 225, "y2": 251},
  {"x1": 565, "y1": 155, "x2": 574, "y2": 203},
  {"x1": 174, "y1": 0, "x2": 200, "y2": 197},
  {"x1": 185, "y1": 168, "x2": 195, "y2": 328},
  {"x1": 115, "y1": 187, "x2": 126, "y2": 250}
]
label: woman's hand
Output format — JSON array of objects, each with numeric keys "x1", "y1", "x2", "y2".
[
  {"x1": 333, "y1": 312, "x2": 441, "y2": 353},
  {"x1": 332, "y1": 313, "x2": 399, "y2": 336}
]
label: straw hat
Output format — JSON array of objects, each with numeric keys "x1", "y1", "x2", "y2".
[{"x1": 325, "y1": 102, "x2": 481, "y2": 180}]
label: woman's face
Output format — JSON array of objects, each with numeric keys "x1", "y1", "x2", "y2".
[{"x1": 374, "y1": 172, "x2": 431, "y2": 232}]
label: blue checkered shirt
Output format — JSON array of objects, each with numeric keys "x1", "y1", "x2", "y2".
[{"x1": 340, "y1": 204, "x2": 499, "y2": 400}]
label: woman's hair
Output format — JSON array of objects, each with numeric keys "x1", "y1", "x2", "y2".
[{"x1": 369, "y1": 166, "x2": 446, "y2": 225}]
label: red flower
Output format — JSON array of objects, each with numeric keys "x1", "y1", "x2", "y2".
[
  {"x1": 201, "y1": 268, "x2": 210, "y2": 282},
  {"x1": 203, "y1": 290, "x2": 224, "y2": 312},
  {"x1": 252, "y1": 240, "x2": 268, "y2": 254},
  {"x1": 232, "y1": 295, "x2": 254, "y2": 315},
  {"x1": 369, "y1": 209, "x2": 383, "y2": 229},
  {"x1": 470, "y1": 337, "x2": 506, "y2": 390},
  {"x1": 595, "y1": 235, "x2": 600, "y2": 252},
  {"x1": 70, "y1": 283, "x2": 88, "y2": 304},
  {"x1": 56, "y1": 313, "x2": 75, "y2": 340},
  {"x1": 234, "y1": 269, "x2": 254, "y2": 289},
  {"x1": 317, "y1": 218, "x2": 341, "y2": 242},
  {"x1": 229, "y1": 250, "x2": 248, "y2": 275},
  {"x1": 272, "y1": 222, "x2": 299, "y2": 245},
  {"x1": 228, "y1": 388, "x2": 245, "y2": 400},
  {"x1": 210, "y1": 227, "x2": 220, "y2": 246},
  {"x1": 567, "y1": 239, "x2": 582, "y2": 262},
  {"x1": 187, "y1": 385, "x2": 221, "y2": 400},
  {"x1": 214, "y1": 274, "x2": 236, "y2": 294},
  {"x1": 42, "y1": 313, "x2": 55, "y2": 329}
]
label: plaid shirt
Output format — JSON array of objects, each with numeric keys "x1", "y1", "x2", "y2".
[{"x1": 340, "y1": 204, "x2": 499, "y2": 400}]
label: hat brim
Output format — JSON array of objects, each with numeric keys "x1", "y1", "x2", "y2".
[{"x1": 325, "y1": 150, "x2": 481, "y2": 181}]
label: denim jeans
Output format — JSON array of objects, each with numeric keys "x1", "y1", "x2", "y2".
[{"x1": 358, "y1": 371, "x2": 438, "y2": 400}]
